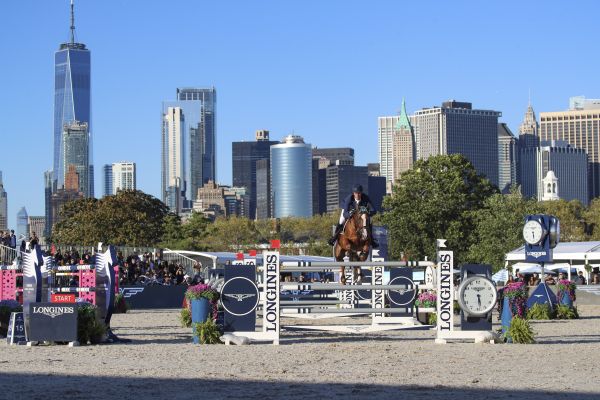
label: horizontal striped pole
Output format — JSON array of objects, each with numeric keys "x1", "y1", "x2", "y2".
[
  {"x1": 52, "y1": 287, "x2": 95, "y2": 293},
  {"x1": 0, "y1": 266, "x2": 21, "y2": 271},
  {"x1": 280, "y1": 300, "x2": 359, "y2": 306},
  {"x1": 280, "y1": 283, "x2": 415, "y2": 291},
  {"x1": 281, "y1": 307, "x2": 404, "y2": 314},
  {"x1": 53, "y1": 272, "x2": 83, "y2": 276},
  {"x1": 281, "y1": 261, "x2": 434, "y2": 268},
  {"x1": 54, "y1": 265, "x2": 94, "y2": 271}
]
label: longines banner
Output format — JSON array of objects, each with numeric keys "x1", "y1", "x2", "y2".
[
  {"x1": 29, "y1": 302, "x2": 77, "y2": 342},
  {"x1": 222, "y1": 263, "x2": 259, "y2": 332},
  {"x1": 436, "y1": 251, "x2": 454, "y2": 332}
]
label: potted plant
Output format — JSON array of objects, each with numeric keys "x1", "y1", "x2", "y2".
[
  {"x1": 414, "y1": 291, "x2": 436, "y2": 325},
  {"x1": 556, "y1": 279, "x2": 576, "y2": 308},
  {"x1": 501, "y1": 282, "x2": 528, "y2": 341},
  {"x1": 184, "y1": 284, "x2": 220, "y2": 344}
]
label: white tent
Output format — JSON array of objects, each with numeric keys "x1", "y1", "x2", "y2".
[
  {"x1": 491, "y1": 269, "x2": 508, "y2": 283},
  {"x1": 505, "y1": 241, "x2": 600, "y2": 281}
]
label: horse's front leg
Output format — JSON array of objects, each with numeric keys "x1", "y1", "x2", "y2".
[{"x1": 340, "y1": 266, "x2": 346, "y2": 285}]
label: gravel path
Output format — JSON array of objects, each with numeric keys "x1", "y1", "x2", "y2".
[{"x1": 1, "y1": 306, "x2": 599, "y2": 399}]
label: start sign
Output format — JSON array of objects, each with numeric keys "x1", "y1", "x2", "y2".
[{"x1": 51, "y1": 293, "x2": 76, "y2": 303}]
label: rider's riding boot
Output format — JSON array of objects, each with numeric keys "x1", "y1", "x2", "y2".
[
  {"x1": 368, "y1": 225, "x2": 379, "y2": 248},
  {"x1": 328, "y1": 223, "x2": 344, "y2": 246}
]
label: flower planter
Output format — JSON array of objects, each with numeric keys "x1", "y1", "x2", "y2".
[
  {"x1": 501, "y1": 297, "x2": 512, "y2": 340},
  {"x1": 191, "y1": 298, "x2": 211, "y2": 344},
  {"x1": 560, "y1": 292, "x2": 573, "y2": 308}
]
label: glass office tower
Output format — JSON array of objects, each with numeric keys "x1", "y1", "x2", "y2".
[
  {"x1": 162, "y1": 88, "x2": 216, "y2": 210},
  {"x1": 53, "y1": 15, "x2": 92, "y2": 196},
  {"x1": 270, "y1": 135, "x2": 313, "y2": 218}
]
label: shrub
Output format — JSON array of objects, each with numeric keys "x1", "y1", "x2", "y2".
[
  {"x1": 526, "y1": 303, "x2": 554, "y2": 320},
  {"x1": 77, "y1": 303, "x2": 106, "y2": 344},
  {"x1": 503, "y1": 282, "x2": 529, "y2": 318},
  {"x1": 113, "y1": 293, "x2": 129, "y2": 314},
  {"x1": 180, "y1": 307, "x2": 192, "y2": 328},
  {"x1": 193, "y1": 319, "x2": 222, "y2": 344},
  {"x1": 427, "y1": 312, "x2": 437, "y2": 326},
  {"x1": 556, "y1": 279, "x2": 577, "y2": 303},
  {"x1": 555, "y1": 304, "x2": 579, "y2": 319},
  {"x1": 506, "y1": 316, "x2": 535, "y2": 344}
]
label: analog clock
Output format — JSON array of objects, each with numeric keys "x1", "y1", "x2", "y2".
[
  {"x1": 523, "y1": 219, "x2": 545, "y2": 245},
  {"x1": 457, "y1": 276, "x2": 497, "y2": 317}
]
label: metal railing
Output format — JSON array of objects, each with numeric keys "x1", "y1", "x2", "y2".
[
  {"x1": 0, "y1": 244, "x2": 20, "y2": 266},
  {"x1": 162, "y1": 248, "x2": 201, "y2": 277}
]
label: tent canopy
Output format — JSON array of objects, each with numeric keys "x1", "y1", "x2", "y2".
[{"x1": 506, "y1": 241, "x2": 600, "y2": 262}]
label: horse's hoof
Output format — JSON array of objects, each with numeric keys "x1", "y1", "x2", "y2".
[
  {"x1": 355, "y1": 275, "x2": 363, "y2": 283},
  {"x1": 340, "y1": 276, "x2": 347, "y2": 285}
]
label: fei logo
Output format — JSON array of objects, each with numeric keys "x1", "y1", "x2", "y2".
[
  {"x1": 220, "y1": 277, "x2": 260, "y2": 316},
  {"x1": 119, "y1": 287, "x2": 145, "y2": 298}
]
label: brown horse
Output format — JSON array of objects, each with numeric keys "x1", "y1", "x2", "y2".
[{"x1": 334, "y1": 209, "x2": 371, "y2": 284}]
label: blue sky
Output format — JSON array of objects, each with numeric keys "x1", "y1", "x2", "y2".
[{"x1": 1, "y1": 0, "x2": 599, "y2": 228}]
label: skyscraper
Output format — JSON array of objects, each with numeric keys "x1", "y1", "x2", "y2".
[
  {"x1": 53, "y1": 1, "x2": 92, "y2": 194},
  {"x1": 162, "y1": 87, "x2": 216, "y2": 211},
  {"x1": 413, "y1": 101, "x2": 501, "y2": 187},
  {"x1": 498, "y1": 123, "x2": 518, "y2": 194},
  {"x1": 162, "y1": 106, "x2": 185, "y2": 213},
  {"x1": 255, "y1": 159, "x2": 271, "y2": 219},
  {"x1": 270, "y1": 135, "x2": 313, "y2": 218},
  {"x1": 16, "y1": 207, "x2": 29, "y2": 242},
  {"x1": 325, "y1": 165, "x2": 369, "y2": 213},
  {"x1": 232, "y1": 130, "x2": 278, "y2": 219},
  {"x1": 0, "y1": 171, "x2": 7, "y2": 231},
  {"x1": 102, "y1": 164, "x2": 112, "y2": 197},
  {"x1": 28, "y1": 216, "x2": 46, "y2": 246},
  {"x1": 520, "y1": 140, "x2": 588, "y2": 205},
  {"x1": 112, "y1": 162, "x2": 136, "y2": 193},
  {"x1": 392, "y1": 100, "x2": 414, "y2": 187},
  {"x1": 519, "y1": 101, "x2": 540, "y2": 148},
  {"x1": 539, "y1": 100, "x2": 600, "y2": 198},
  {"x1": 63, "y1": 121, "x2": 90, "y2": 197}
]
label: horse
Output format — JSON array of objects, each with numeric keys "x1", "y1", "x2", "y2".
[{"x1": 334, "y1": 208, "x2": 371, "y2": 284}]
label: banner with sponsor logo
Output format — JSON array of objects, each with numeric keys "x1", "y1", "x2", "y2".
[
  {"x1": 436, "y1": 250, "x2": 454, "y2": 332},
  {"x1": 222, "y1": 264, "x2": 259, "y2": 332},
  {"x1": 262, "y1": 251, "x2": 280, "y2": 337},
  {"x1": 29, "y1": 302, "x2": 77, "y2": 342}
]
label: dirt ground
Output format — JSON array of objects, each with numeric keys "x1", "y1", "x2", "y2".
[{"x1": 1, "y1": 306, "x2": 599, "y2": 400}]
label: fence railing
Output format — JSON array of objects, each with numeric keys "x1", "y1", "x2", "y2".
[
  {"x1": 162, "y1": 249, "x2": 201, "y2": 277},
  {"x1": 0, "y1": 244, "x2": 20, "y2": 266}
]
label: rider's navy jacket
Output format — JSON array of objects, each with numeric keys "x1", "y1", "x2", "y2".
[{"x1": 341, "y1": 193, "x2": 377, "y2": 220}]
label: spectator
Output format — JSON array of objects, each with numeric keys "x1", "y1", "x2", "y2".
[
  {"x1": 29, "y1": 232, "x2": 39, "y2": 248},
  {"x1": 528, "y1": 273, "x2": 541, "y2": 286},
  {"x1": 575, "y1": 271, "x2": 587, "y2": 285},
  {"x1": 545, "y1": 275, "x2": 556, "y2": 285}
]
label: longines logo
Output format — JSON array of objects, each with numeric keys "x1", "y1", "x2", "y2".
[
  {"x1": 526, "y1": 251, "x2": 547, "y2": 258},
  {"x1": 220, "y1": 277, "x2": 260, "y2": 316},
  {"x1": 387, "y1": 276, "x2": 416, "y2": 306},
  {"x1": 32, "y1": 306, "x2": 74, "y2": 319},
  {"x1": 223, "y1": 293, "x2": 256, "y2": 302}
]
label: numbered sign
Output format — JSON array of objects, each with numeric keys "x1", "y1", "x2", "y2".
[{"x1": 6, "y1": 312, "x2": 26, "y2": 345}]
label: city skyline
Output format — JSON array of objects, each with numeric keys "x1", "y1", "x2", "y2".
[{"x1": 2, "y1": 1, "x2": 600, "y2": 227}]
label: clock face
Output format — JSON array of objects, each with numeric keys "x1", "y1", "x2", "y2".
[
  {"x1": 458, "y1": 277, "x2": 497, "y2": 317},
  {"x1": 523, "y1": 220, "x2": 544, "y2": 245}
]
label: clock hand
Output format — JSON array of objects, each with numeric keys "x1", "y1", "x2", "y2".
[{"x1": 477, "y1": 294, "x2": 481, "y2": 307}]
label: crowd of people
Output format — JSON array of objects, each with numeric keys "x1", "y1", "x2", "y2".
[{"x1": 509, "y1": 270, "x2": 590, "y2": 286}]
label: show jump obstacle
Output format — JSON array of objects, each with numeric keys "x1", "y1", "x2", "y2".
[
  {"x1": 221, "y1": 240, "x2": 497, "y2": 345},
  {"x1": 220, "y1": 247, "x2": 438, "y2": 345}
]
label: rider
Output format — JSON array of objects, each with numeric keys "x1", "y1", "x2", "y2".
[{"x1": 327, "y1": 184, "x2": 379, "y2": 248}]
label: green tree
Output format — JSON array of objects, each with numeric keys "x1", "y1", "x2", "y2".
[
  {"x1": 52, "y1": 190, "x2": 170, "y2": 246},
  {"x1": 540, "y1": 200, "x2": 587, "y2": 242},
  {"x1": 203, "y1": 216, "x2": 260, "y2": 252},
  {"x1": 382, "y1": 154, "x2": 497, "y2": 262},
  {"x1": 467, "y1": 190, "x2": 543, "y2": 272},
  {"x1": 583, "y1": 198, "x2": 600, "y2": 240}
]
